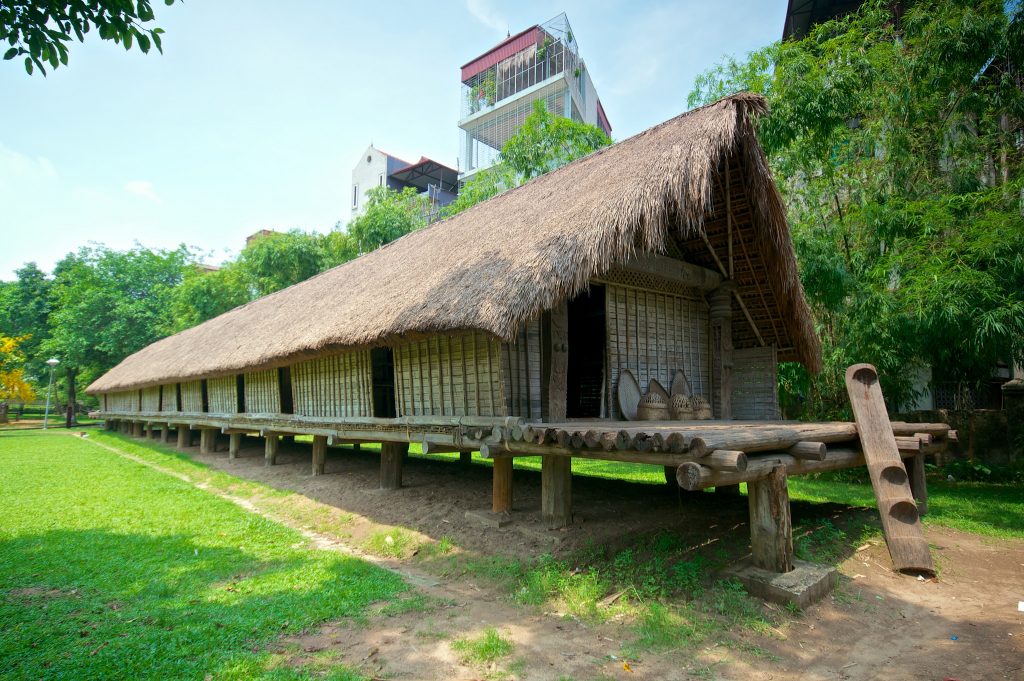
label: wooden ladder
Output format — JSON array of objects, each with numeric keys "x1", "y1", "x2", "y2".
[{"x1": 845, "y1": 363, "x2": 934, "y2": 575}]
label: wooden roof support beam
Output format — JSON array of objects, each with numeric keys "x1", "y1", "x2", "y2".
[{"x1": 700, "y1": 232, "x2": 765, "y2": 347}]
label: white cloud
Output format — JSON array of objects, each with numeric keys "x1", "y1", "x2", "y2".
[
  {"x1": 465, "y1": 0, "x2": 507, "y2": 35},
  {"x1": 0, "y1": 142, "x2": 57, "y2": 186},
  {"x1": 124, "y1": 179, "x2": 161, "y2": 203}
]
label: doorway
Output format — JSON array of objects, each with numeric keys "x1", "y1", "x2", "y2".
[
  {"x1": 567, "y1": 285, "x2": 606, "y2": 418},
  {"x1": 372, "y1": 347, "x2": 397, "y2": 417}
]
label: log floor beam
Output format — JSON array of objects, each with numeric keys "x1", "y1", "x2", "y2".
[
  {"x1": 380, "y1": 442, "x2": 407, "y2": 489},
  {"x1": 541, "y1": 455, "x2": 572, "y2": 529},
  {"x1": 312, "y1": 435, "x2": 327, "y2": 476},
  {"x1": 492, "y1": 457, "x2": 513, "y2": 513},
  {"x1": 747, "y1": 465, "x2": 794, "y2": 573}
]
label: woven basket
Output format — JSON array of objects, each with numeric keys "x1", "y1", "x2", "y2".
[
  {"x1": 691, "y1": 395, "x2": 713, "y2": 420},
  {"x1": 669, "y1": 394, "x2": 695, "y2": 420},
  {"x1": 636, "y1": 392, "x2": 670, "y2": 421}
]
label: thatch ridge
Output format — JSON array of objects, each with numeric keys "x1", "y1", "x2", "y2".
[{"x1": 88, "y1": 93, "x2": 820, "y2": 394}]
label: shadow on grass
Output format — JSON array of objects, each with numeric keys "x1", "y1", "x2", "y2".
[{"x1": 1, "y1": 528, "x2": 401, "y2": 680}]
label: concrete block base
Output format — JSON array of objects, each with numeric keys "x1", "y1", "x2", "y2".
[
  {"x1": 464, "y1": 509, "x2": 513, "y2": 529},
  {"x1": 728, "y1": 558, "x2": 837, "y2": 608}
]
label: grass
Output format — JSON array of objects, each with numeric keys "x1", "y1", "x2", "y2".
[
  {"x1": 451, "y1": 627, "x2": 514, "y2": 666},
  {"x1": 0, "y1": 431, "x2": 404, "y2": 680}
]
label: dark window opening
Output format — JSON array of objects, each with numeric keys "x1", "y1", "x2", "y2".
[
  {"x1": 137, "y1": 390, "x2": 142, "y2": 411},
  {"x1": 372, "y1": 347, "x2": 397, "y2": 417},
  {"x1": 158, "y1": 385, "x2": 163, "y2": 412},
  {"x1": 236, "y1": 374, "x2": 245, "y2": 413},
  {"x1": 200, "y1": 380, "x2": 209, "y2": 413},
  {"x1": 176, "y1": 383, "x2": 182, "y2": 412},
  {"x1": 278, "y1": 367, "x2": 294, "y2": 414},
  {"x1": 566, "y1": 285, "x2": 606, "y2": 418}
]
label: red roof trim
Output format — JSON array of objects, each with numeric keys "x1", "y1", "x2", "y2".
[
  {"x1": 461, "y1": 26, "x2": 541, "y2": 82},
  {"x1": 596, "y1": 100, "x2": 612, "y2": 135}
]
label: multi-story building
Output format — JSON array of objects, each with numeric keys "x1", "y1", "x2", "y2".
[
  {"x1": 457, "y1": 13, "x2": 611, "y2": 180},
  {"x1": 349, "y1": 144, "x2": 458, "y2": 220}
]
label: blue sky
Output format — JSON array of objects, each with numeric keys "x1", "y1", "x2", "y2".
[{"x1": 0, "y1": 1, "x2": 787, "y2": 279}]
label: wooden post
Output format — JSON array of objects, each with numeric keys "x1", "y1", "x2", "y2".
[
  {"x1": 541, "y1": 455, "x2": 572, "y2": 529},
  {"x1": 176, "y1": 425, "x2": 188, "y2": 449},
  {"x1": 264, "y1": 432, "x2": 279, "y2": 466},
  {"x1": 160, "y1": 426, "x2": 169, "y2": 444},
  {"x1": 708, "y1": 283, "x2": 735, "y2": 420},
  {"x1": 541, "y1": 301, "x2": 569, "y2": 422},
  {"x1": 132, "y1": 421, "x2": 144, "y2": 438},
  {"x1": 492, "y1": 457, "x2": 513, "y2": 513},
  {"x1": 908, "y1": 453, "x2": 928, "y2": 515},
  {"x1": 460, "y1": 451, "x2": 472, "y2": 466},
  {"x1": 146, "y1": 423, "x2": 156, "y2": 439},
  {"x1": 380, "y1": 442, "x2": 407, "y2": 489},
  {"x1": 229, "y1": 432, "x2": 241, "y2": 461},
  {"x1": 747, "y1": 465, "x2": 793, "y2": 573},
  {"x1": 312, "y1": 435, "x2": 327, "y2": 476},
  {"x1": 200, "y1": 428, "x2": 215, "y2": 455}
]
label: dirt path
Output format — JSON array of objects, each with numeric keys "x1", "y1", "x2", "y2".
[{"x1": 85, "y1": 434, "x2": 1024, "y2": 680}]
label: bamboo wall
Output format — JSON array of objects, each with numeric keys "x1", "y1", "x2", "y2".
[
  {"x1": 501, "y1": 317, "x2": 543, "y2": 419},
  {"x1": 141, "y1": 386, "x2": 161, "y2": 411},
  {"x1": 292, "y1": 351, "x2": 373, "y2": 418},
  {"x1": 161, "y1": 384, "x2": 178, "y2": 411},
  {"x1": 604, "y1": 280, "x2": 710, "y2": 420},
  {"x1": 180, "y1": 380, "x2": 203, "y2": 413},
  {"x1": 244, "y1": 369, "x2": 280, "y2": 414},
  {"x1": 207, "y1": 376, "x2": 238, "y2": 414},
  {"x1": 395, "y1": 332, "x2": 505, "y2": 417},
  {"x1": 731, "y1": 346, "x2": 779, "y2": 420},
  {"x1": 107, "y1": 390, "x2": 138, "y2": 413}
]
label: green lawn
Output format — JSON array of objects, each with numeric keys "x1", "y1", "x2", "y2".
[{"x1": 0, "y1": 431, "x2": 404, "y2": 680}]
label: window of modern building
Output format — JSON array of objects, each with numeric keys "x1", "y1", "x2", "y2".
[{"x1": 352, "y1": 184, "x2": 359, "y2": 209}]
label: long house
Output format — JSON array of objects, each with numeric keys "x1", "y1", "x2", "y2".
[{"x1": 87, "y1": 93, "x2": 950, "y2": 580}]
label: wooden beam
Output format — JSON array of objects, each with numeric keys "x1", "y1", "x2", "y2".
[
  {"x1": 616, "y1": 253, "x2": 722, "y2": 292},
  {"x1": 908, "y1": 453, "x2": 928, "y2": 516},
  {"x1": 542, "y1": 302, "x2": 569, "y2": 422},
  {"x1": 176, "y1": 425, "x2": 188, "y2": 449},
  {"x1": 492, "y1": 457, "x2": 513, "y2": 513},
  {"x1": 228, "y1": 432, "x2": 241, "y2": 461},
  {"x1": 747, "y1": 465, "x2": 794, "y2": 573},
  {"x1": 541, "y1": 455, "x2": 572, "y2": 529},
  {"x1": 788, "y1": 441, "x2": 826, "y2": 460},
  {"x1": 380, "y1": 442, "x2": 407, "y2": 489},
  {"x1": 160, "y1": 426, "x2": 170, "y2": 444},
  {"x1": 312, "y1": 435, "x2": 327, "y2": 476},
  {"x1": 200, "y1": 428, "x2": 216, "y2": 455},
  {"x1": 264, "y1": 432, "x2": 279, "y2": 466}
]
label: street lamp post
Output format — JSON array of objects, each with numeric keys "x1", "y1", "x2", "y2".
[{"x1": 43, "y1": 357, "x2": 59, "y2": 430}]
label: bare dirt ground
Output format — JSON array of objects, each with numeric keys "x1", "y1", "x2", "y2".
[{"x1": 170, "y1": 436, "x2": 1023, "y2": 680}]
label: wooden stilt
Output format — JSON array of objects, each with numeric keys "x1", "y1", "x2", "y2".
[
  {"x1": 229, "y1": 432, "x2": 241, "y2": 461},
  {"x1": 908, "y1": 453, "x2": 928, "y2": 515},
  {"x1": 380, "y1": 442, "x2": 407, "y2": 489},
  {"x1": 176, "y1": 425, "x2": 188, "y2": 449},
  {"x1": 132, "y1": 421, "x2": 144, "y2": 438},
  {"x1": 747, "y1": 465, "x2": 793, "y2": 573},
  {"x1": 460, "y1": 451, "x2": 472, "y2": 466},
  {"x1": 264, "y1": 432, "x2": 279, "y2": 466},
  {"x1": 146, "y1": 423, "x2": 156, "y2": 439},
  {"x1": 541, "y1": 455, "x2": 572, "y2": 528},
  {"x1": 200, "y1": 429, "x2": 215, "y2": 454},
  {"x1": 160, "y1": 426, "x2": 169, "y2": 444},
  {"x1": 492, "y1": 457, "x2": 513, "y2": 513},
  {"x1": 312, "y1": 435, "x2": 327, "y2": 476}
]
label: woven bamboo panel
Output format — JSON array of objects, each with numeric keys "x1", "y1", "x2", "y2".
[
  {"x1": 731, "y1": 345, "x2": 779, "y2": 420},
  {"x1": 292, "y1": 350, "x2": 373, "y2": 418},
  {"x1": 606, "y1": 284, "x2": 710, "y2": 419},
  {"x1": 395, "y1": 332, "x2": 505, "y2": 417},
  {"x1": 501, "y1": 317, "x2": 542, "y2": 419},
  {"x1": 207, "y1": 376, "x2": 238, "y2": 414},
  {"x1": 160, "y1": 384, "x2": 178, "y2": 412},
  {"x1": 107, "y1": 390, "x2": 138, "y2": 413},
  {"x1": 244, "y1": 369, "x2": 280, "y2": 414},
  {"x1": 141, "y1": 386, "x2": 160, "y2": 411},
  {"x1": 180, "y1": 380, "x2": 203, "y2": 413}
]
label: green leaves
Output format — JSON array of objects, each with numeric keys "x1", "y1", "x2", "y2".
[{"x1": 1, "y1": 1, "x2": 177, "y2": 76}]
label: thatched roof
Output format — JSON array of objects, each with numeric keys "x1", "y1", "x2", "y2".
[{"x1": 87, "y1": 93, "x2": 820, "y2": 394}]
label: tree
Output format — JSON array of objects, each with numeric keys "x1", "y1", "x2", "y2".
[
  {"x1": 346, "y1": 186, "x2": 428, "y2": 253},
  {"x1": 0, "y1": 335, "x2": 36, "y2": 422},
  {"x1": 168, "y1": 263, "x2": 252, "y2": 333},
  {"x1": 1, "y1": 0, "x2": 177, "y2": 75},
  {"x1": 238, "y1": 230, "x2": 326, "y2": 297},
  {"x1": 501, "y1": 99, "x2": 612, "y2": 180},
  {"x1": 446, "y1": 100, "x2": 611, "y2": 217},
  {"x1": 689, "y1": 0, "x2": 1024, "y2": 418},
  {"x1": 0, "y1": 263, "x2": 52, "y2": 379},
  {"x1": 46, "y1": 244, "x2": 191, "y2": 419}
]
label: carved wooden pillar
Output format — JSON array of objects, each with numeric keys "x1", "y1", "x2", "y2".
[{"x1": 709, "y1": 282, "x2": 735, "y2": 420}]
